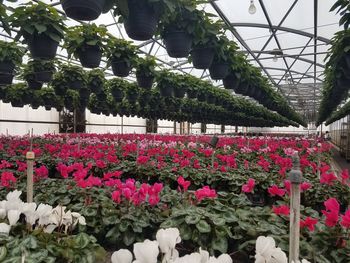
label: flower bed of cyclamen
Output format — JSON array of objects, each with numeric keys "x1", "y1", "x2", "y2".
[{"x1": 0, "y1": 133, "x2": 349, "y2": 262}]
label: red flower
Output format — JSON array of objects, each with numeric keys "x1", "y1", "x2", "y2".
[
  {"x1": 340, "y1": 210, "x2": 350, "y2": 228},
  {"x1": 300, "y1": 182, "x2": 312, "y2": 192},
  {"x1": 112, "y1": 190, "x2": 121, "y2": 203},
  {"x1": 300, "y1": 217, "x2": 318, "y2": 231},
  {"x1": 34, "y1": 165, "x2": 48, "y2": 181},
  {"x1": 268, "y1": 185, "x2": 286, "y2": 197},
  {"x1": 322, "y1": 198, "x2": 340, "y2": 227},
  {"x1": 195, "y1": 186, "x2": 217, "y2": 202},
  {"x1": 272, "y1": 205, "x2": 290, "y2": 216},
  {"x1": 320, "y1": 172, "x2": 337, "y2": 185},
  {"x1": 341, "y1": 169, "x2": 349, "y2": 185},
  {"x1": 284, "y1": 180, "x2": 291, "y2": 194},
  {"x1": 1, "y1": 171, "x2": 16, "y2": 188},
  {"x1": 177, "y1": 176, "x2": 191, "y2": 192},
  {"x1": 242, "y1": 178, "x2": 255, "y2": 193},
  {"x1": 137, "y1": 156, "x2": 150, "y2": 165}
]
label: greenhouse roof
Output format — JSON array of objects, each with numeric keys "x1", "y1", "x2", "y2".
[{"x1": 3, "y1": 0, "x2": 341, "y2": 123}]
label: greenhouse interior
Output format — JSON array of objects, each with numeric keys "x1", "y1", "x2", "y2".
[{"x1": 0, "y1": 0, "x2": 350, "y2": 262}]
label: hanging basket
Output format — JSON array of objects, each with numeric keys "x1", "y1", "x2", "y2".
[
  {"x1": 69, "y1": 80, "x2": 84, "y2": 90},
  {"x1": 111, "y1": 60, "x2": 132, "y2": 77},
  {"x1": 136, "y1": 74, "x2": 154, "y2": 89},
  {"x1": 209, "y1": 62, "x2": 229, "y2": 80},
  {"x1": 27, "y1": 34, "x2": 59, "y2": 60},
  {"x1": 174, "y1": 86, "x2": 186, "y2": 98},
  {"x1": 0, "y1": 73, "x2": 14, "y2": 85},
  {"x1": 11, "y1": 100, "x2": 24, "y2": 108},
  {"x1": 223, "y1": 74, "x2": 240, "y2": 90},
  {"x1": 187, "y1": 90, "x2": 197, "y2": 99},
  {"x1": 77, "y1": 45, "x2": 102, "y2": 68},
  {"x1": 190, "y1": 47, "x2": 214, "y2": 69},
  {"x1": 54, "y1": 85, "x2": 67, "y2": 96},
  {"x1": 159, "y1": 85, "x2": 173, "y2": 97},
  {"x1": 61, "y1": 0, "x2": 105, "y2": 21},
  {"x1": 111, "y1": 89, "x2": 124, "y2": 102},
  {"x1": 33, "y1": 71, "x2": 54, "y2": 83},
  {"x1": 27, "y1": 79, "x2": 43, "y2": 90},
  {"x1": 0, "y1": 60, "x2": 15, "y2": 75},
  {"x1": 124, "y1": 0, "x2": 158, "y2": 41},
  {"x1": 336, "y1": 77, "x2": 350, "y2": 91},
  {"x1": 163, "y1": 30, "x2": 192, "y2": 58}
]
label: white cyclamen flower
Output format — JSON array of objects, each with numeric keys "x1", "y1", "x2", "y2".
[
  {"x1": 111, "y1": 249, "x2": 133, "y2": 263},
  {"x1": 0, "y1": 223, "x2": 11, "y2": 234},
  {"x1": 156, "y1": 228, "x2": 181, "y2": 254},
  {"x1": 36, "y1": 204, "x2": 53, "y2": 226},
  {"x1": 7, "y1": 209, "x2": 21, "y2": 226},
  {"x1": 270, "y1": 247, "x2": 287, "y2": 263},
  {"x1": 133, "y1": 239, "x2": 159, "y2": 263},
  {"x1": 255, "y1": 236, "x2": 276, "y2": 262},
  {"x1": 71, "y1": 212, "x2": 86, "y2": 226},
  {"x1": 174, "y1": 252, "x2": 202, "y2": 263},
  {"x1": 22, "y1": 203, "x2": 38, "y2": 226},
  {"x1": 217, "y1": 254, "x2": 232, "y2": 263}
]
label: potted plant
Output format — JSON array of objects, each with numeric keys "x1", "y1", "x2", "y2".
[
  {"x1": 59, "y1": 0, "x2": 106, "y2": 21},
  {"x1": 125, "y1": 82, "x2": 139, "y2": 103},
  {"x1": 27, "y1": 59, "x2": 56, "y2": 83},
  {"x1": 64, "y1": 89, "x2": 80, "y2": 111},
  {"x1": 112, "y1": 0, "x2": 172, "y2": 41},
  {"x1": 5, "y1": 83, "x2": 29, "y2": 107},
  {"x1": 190, "y1": 11, "x2": 220, "y2": 69},
  {"x1": 156, "y1": 70, "x2": 176, "y2": 97},
  {"x1": 60, "y1": 64, "x2": 87, "y2": 90},
  {"x1": 158, "y1": 1, "x2": 199, "y2": 58},
  {"x1": 20, "y1": 64, "x2": 43, "y2": 90},
  {"x1": 135, "y1": 56, "x2": 157, "y2": 89},
  {"x1": 30, "y1": 90, "x2": 43, "y2": 109},
  {"x1": 174, "y1": 75, "x2": 187, "y2": 98},
  {"x1": 10, "y1": 2, "x2": 66, "y2": 59},
  {"x1": 0, "y1": 40, "x2": 25, "y2": 85},
  {"x1": 0, "y1": 86, "x2": 8, "y2": 101},
  {"x1": 107, "y1": 78, "x2": 126, "y2": 102},
  {"x1": 87, "y1": 69, "x2": 105, "y2": 94},
  {"x1": 183, "y1": 75, "x2": 199, "y2": 99},
  {"x1": 51, "y1": 71, "x2": 68, "y2": 96},
  {"x1": 64, "y1": 24, "x2": 108, "y2": 68},
  {"x1": 209, "y1": 37, "x2": 236, "y2": 80},
  {"x1": 40, "y1": 87, "x2": 57, "y2": 108},
  {"x1": 106, "y1": 37, "x2": 138, "y2": 77}
]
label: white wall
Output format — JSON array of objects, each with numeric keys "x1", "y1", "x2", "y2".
[{"x1": 0, "y1": 102, "x2": 59, "y2": 135}]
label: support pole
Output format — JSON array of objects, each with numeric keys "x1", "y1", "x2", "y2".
[
  {"x1": 73, "y1": 109, "x2": 77, "y2": 133},
  {"x1": 289, "y1": 153, "x2": 302, "y2": 263},
  {"x1": 26, "y1": 129, "x2": 35, "y2": 203}
]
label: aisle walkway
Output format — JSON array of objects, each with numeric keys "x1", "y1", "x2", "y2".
[{"x1": 331, "y1": 145, "x2": 350, "y2": 172}]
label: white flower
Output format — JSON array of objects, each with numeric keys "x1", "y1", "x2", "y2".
[
  {"x1": 174, "y1": 252, "x2": 202, "y2": 263},
  {"x1": 0, "y1": 208, "x2": 6, "y2": 220},
  {"x1": 133, "y1": 239, "x2": 159, "y2": 263},
  {"x1": 270, "y1": 248, "x2": 287, "y2": 263},
  {"x1": 199, "y1": 248, "x2": 209, "y2": 263},
  {"x1": 7, "y1": 210, "x2": 21, "y2": 226},
  {"x1": 6, "y1": 190, "x2": 22, "y2": 202},
  {"x1": 156, "y1": 228, "x2": 181, "y2": 254},
  {"x1": 36, "y1": 204, "x2": 53, "y2": 226},
  {"x1": 72, "y1": 212, "x2": 86, "y2": 226},
  {"x1": 217, "y1": 254, "x2": 232, "y2": 263},
  {"x1": 5, "y1": 191, "x2": 23, "y2": 212},
  {"x1": 111, "y1": 249, "x2": 133, "y2": 263},
  {"x1": 44, "y1": 224, "x2": 57, "y2": 234},
  {"x1": 22, "y1": 203, "x2": 38, "y2": 226},
  {"x1": 162, "y1": 249, "x2": 179, "y2": 263},
  {"x1": 255, "y1": 236, "x2": 276, "y2": 262},
  {"x1": 0, "y1": 223, "x2": 10, "y2": 234}
]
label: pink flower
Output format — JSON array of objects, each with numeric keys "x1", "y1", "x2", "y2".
[
  {"x1": 242, "y1": 178, "x2": 255, "y2": 193},
  {"x1": 1, "y1": 171, "x2": 16, "y2": 188},
  {"x1": 341, "y1": 169, "x2": 349, "y2": 185},
  {"x1": 35, "y1": 165, "x2": 48, "y2": 181},
  {"x1": 57, "y1": 163, "x2": 69, "y2": 178},
  {"x1": 148, "y1": 194, "x2": 160, "y2": 206},
  {"x1": 137, "y1": 156, "x2": 150, "y2": 165},
  {"x1": 340, "y1": 210, "x2": 350, "y2": 228},
  {"x1": 284, "y1": 180, "x2": 291, "y2": 194},
  {"x1": 177, "y1": 176, "x2": 191, "y2": 192},
  {"x1": 268, "y1": 185, "x2": 286, "y2": 197},
  {"x1": 320, "y1": 172, "x2": 337, "y2": 185},
  {"x1": 112, "y1": 190, "x2": 121, "y2": 203},
  {"x1": 272, "y1": 205, "x2": 290, "y2": 216},
  {"x1": 300, "y1": 182, "x2": 312, "y2": 192},
  {"x1": 300, "y1": 217, "x2": 318, "y2": 231},
  {"x1": 322, "y1": 198, "x2": 340, "y2": 227},
  {"x1": 95, "y1": 160, "x2": 106, "y2": 169},
  {"x1": 195, "y1": 186, "x2": 217, "y2": 202}
]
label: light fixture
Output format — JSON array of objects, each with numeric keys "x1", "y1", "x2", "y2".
[
  {"x1": 269, "y1": 48, "x2": 283, "y2": 62},
  {"x1": 273, "y1": 54, "x2": 278, "y2": 62},
  {"x1": 248, "y1": 0, "x2": 257, "y2": 14}
]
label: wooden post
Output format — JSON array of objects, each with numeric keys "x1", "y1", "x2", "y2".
[
  {"x1": 26, "y1": 129, "x2": 35, "y2": 203},
  {"x1": 73, "y1": 109, "x2": 77, "y2": 133},
  {"x1": 121, "y1": 116, "x2": 124, "y2": 134},
  {"x1": 289, "y1": 153, "x2": 302, "y2": 263}
]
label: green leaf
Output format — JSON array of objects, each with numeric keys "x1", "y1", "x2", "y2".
[
  {"x1": 212, "y1": 237, "x2": 228, "y2": 253},
  {"x1": 196, "y1": 220, "x2": 211, "y2": 233},
  {"x1": 22, "y1": 235, "x2": 38, "y2": 250},
  {"x1": 74, "y1": 233, "x2": 91, "y2": 249},
  {"x1": 34, "y1": 24, "x2": 47, "y2": 33},
  {"x1": 122, "y1": 230, "x2": 135, "y2": 246},
  {"x1": 0, "y1": 246, "x2": 7, "y2": 261},
  {"x1": 185, "y1": 214, "x2": 201, "y2": 224}
]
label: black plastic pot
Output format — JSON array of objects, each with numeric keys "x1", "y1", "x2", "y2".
[
  {"x1": 77, "y1": 45, "x2": 102, "y2": 68},
  {"x1": 159, "y1": 85, "x2": 173, "y2": 97},
  {"x1": 136, "y1": 73, "x2": 154, "y2": 89},
  {"x1": 124, "y1": 0, "x2": 158, "y2": 41},
  {"x1": 0, "y1": 61, "x2": 15, "y2": 74},
  {"x1": 33, "y1": 71, "x2": 54, "y2": 83},
  {"x1": 187, "y1": 90, "x2": 197, "y2": 99},
  {"x1": 27, "y1": 34, "x2": 59, "y2": 60},
  {"x1": 61, "y1": 0, "x2": 105, "y2": 21},
  {"x1": 163, "y1": 31, "x2": 192, "y2": 58},
  {"x1": 96, "y1": 92, "x2": 107, "y2": 101},
  {"x1": 336, "y1": 77, "x2": 350, "y2": 91},
  {"x1": 44, "y1": 105, "x2": 52, "y2": 111},
  {"x1": 54, "y1": 85, "x2": 67, "y2": 96},
  {"x1": 174, "y1": 86, "x2": 186, "y2": 98},
  {"x1": 70, "y1": 80, "x2": 83, "y2": 90},
  {"x1": 127, "y1": 93, "x2": 138, "y2": 103},
  {"x1": 207, "y1": 95, "x2": 216, "y2": 104},
  {"x1": 11, "y1": 100, "x2": 24, "y2": 108},
  {"x1": 111, "y1": 60, "x2": 132, "y2": 77},
  {"x1": 209, "y1": 62, "x2": 229, "y2": 80},
  {"x1": 0, "y1": 73, "x2": 14, "y2": 85},
  {"x1": 27, "y1": 79, "x2": 43, "y2": 90},
  {"x1": 190, "y1": 47, "x2": 214, "y2": 69},
  {"x1": 223, "y1": 73, "x2": 239, "y2": 90},
  {"x1": 31, "y1": 103, "x2": 40, "y2": 110},
  {"x1": 79, "y1": 87, "x2": 91, "y2": 100},
  {"x1": 111, "y1": 89, "x2": 124, "y2": 102}
]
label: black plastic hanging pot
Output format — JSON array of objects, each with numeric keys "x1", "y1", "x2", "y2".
[
  {"x1": 187, "y1": 90, "x2": 197, "y2": 99},
  {"x1": 190, "y1": 47, "x2": 215, "y2": 69},
  {"x1": 124, "y1": 0, "x2": 159, "y2": 41},
  {"x1": 27, "y1": 79, "x2": 43, "y2": 90},
  {"x1": 159, "y1": 85, "x2": 173, "y2": 97},
  {"x1": 61, "y1": 0, "x2": 105, "y2": 21},
  {"x1": 111, "y1": 89, "x2": 124, "y2": 102},
  {"x1": 223, "y1": 73, "x2": 239, "y2": 90},
  {"x1": 54, "y1": 85, "x2": 67, "y2": 96},
  {"x1": 11, "y1": 100, "x2": 24, "y2": 108},
  {"x1": 70, "y1": 80, "x2": 83, "y2": 90},
  {"x1": 33, "y1": 71, "x2": 54, "y2": 83},
  {"x1": 31, "y1": 103, "x2": 40, "y2": 109},
  {"x1": 209, "y1": 62, "x2": 229, "y2": 80},
  {"x1": 27, "y1": 34, "x2": 59, "y2": 60},
  {"x1": 111, "y1": 60, "x2": 132, "y2": 77},
  {"x1": 79, "y1": 87, "x2": 91, "y2": 100},
  {"x1": 0, "y1": 60, "x2": 15, "y2": 75},
  {"x1": 0, "y1": 73, "x2": 14, "y2": 85},
  {"x1": 197, "y1": 93, "x2": 206, "y2": 102},
  {"x1": 163, "y1": 30, "x2": 192, "y2": 58},
  {"x1": 174, "y1": 86, "x2": 186, "y2": 98},
  {"x1": 136, "y1": 73, "x2": 154, "y2": 89},
  {"x1": 77, "y1": 45, "x2": 102, "y2": 68},
  {"x1": 336, "y1": 77, "x2": 350, "y2": 91}
]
